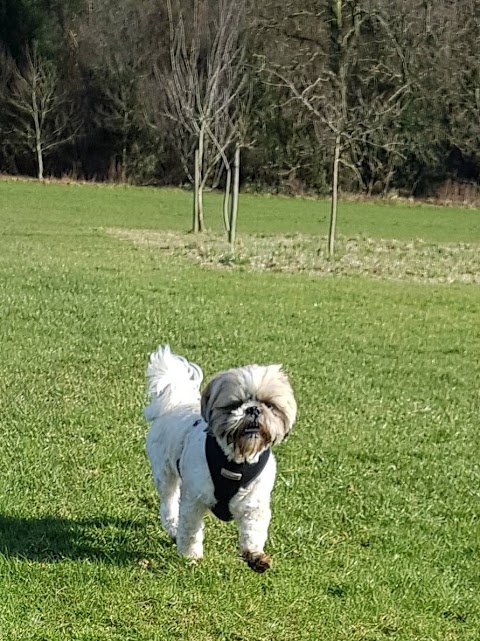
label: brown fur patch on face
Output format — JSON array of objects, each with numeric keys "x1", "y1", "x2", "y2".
[
  {"x1": 242, "y1": 551, "x2": 272, "y2": 573},
  {"x1": 235, "y1": 420, "x2": 270, "y2": 459}
]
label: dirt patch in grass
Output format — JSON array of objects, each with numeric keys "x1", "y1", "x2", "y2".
[{"x1": 107, "y1": 228, "x2": 480, "y2": 284}]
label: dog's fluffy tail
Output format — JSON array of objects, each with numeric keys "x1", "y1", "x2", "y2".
[{"x1": 144, "y1": 344, "x2": 203, "y2": 421}]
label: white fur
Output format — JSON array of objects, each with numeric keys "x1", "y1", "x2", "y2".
[{"x1": 145, "y1": 345, "x2": 286, "y2": 570}]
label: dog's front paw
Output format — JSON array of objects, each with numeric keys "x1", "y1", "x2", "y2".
[
  {"x1": 177, "y1": 541, "x2": 204, "y2": 561},
  {"x1": 242, "y1": 551, "x2": 272, "y2": 573}
]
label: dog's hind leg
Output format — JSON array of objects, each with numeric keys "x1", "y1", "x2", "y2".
[{"x1": 155, "y1": 468, "x2": 181, "y2": 541}]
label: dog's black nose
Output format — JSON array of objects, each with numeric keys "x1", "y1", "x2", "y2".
[{"x1": 246, "y1": 405, "x2": 261, "y2": 417}]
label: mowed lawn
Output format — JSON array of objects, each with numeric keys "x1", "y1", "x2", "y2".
[{"x1": 0, "y1": 180, "x2": 479, "y2": 640}]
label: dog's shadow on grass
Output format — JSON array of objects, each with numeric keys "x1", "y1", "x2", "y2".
[{"x1": 0, "y1": 514, "x2": 167, "y2": 564}]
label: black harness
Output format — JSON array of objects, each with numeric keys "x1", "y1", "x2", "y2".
[
  {"x1": 175, "y1": 421, "x2": 271, "y2": 522},
  {"x1": 205, "y1": 432, "x2": 270, "y2": 522}
]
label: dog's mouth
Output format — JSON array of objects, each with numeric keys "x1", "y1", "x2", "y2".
[
  {"x1": 233, "y1": 422, "x2": 270, "y2": 459},
  {"x1": 242, "y1": 424, "x2": 261, "y2": 437}
]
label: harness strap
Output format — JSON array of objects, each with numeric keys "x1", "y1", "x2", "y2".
[
  {"x1": 176, "y1": 419, "x2": 203, "y2": 477},
  {"x1": 205, "y1": 433, "x2": 270, "y2": 521}
]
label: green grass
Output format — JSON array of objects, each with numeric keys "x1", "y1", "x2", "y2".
[
  {"x1": 2, "y1": 179, "x2": 480, "y2": 241},
  {"x1": 1, "y1": 180, "x2": 479, "y2": 640}
]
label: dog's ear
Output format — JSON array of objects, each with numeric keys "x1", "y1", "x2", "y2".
[
  {"x1": 201, "y1": 376, "x2": 215, "y2": 423},
  {"x1": 201, "y1": 372, "x2": 227, "y2": 423}
]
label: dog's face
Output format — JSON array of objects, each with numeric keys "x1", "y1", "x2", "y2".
[{"x1": 201, "y1": 364, "x2": 297, "y2": 462}]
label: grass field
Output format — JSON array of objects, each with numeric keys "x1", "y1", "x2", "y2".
[{"x1": 1, "y1": 180, "x2": 479, "y2": 640}]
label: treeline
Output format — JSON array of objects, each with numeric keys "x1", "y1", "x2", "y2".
[{"x1": 0, "y1": 0, "x2": 478, "y2": 198}]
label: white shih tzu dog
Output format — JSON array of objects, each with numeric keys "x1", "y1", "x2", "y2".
[{"x1": 144, "y1": 345, "x2": 297, "y2": 572}]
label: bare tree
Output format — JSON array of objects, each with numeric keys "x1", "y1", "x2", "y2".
[
  {"x1": 259, "y1": 0, "x2": 358, "y2": 256},
  {"x1": 1, "y1": 0, "x2": 477, "y2": 193},
  {"x1": 7, "y1": 46, "x2": 80, "y2": 180},
  {"x1": 79, "y1": 7, "x2": 142, "y2": 182},
  {"x1": 439, "y1": 1, "x2": 480, "y2": 165},
  {"x1": 260, "y1": 0, "x2": 410, "y2": 256},
  {"x1": 151, "y1": 0, "x2": 248, "y2": 232}
]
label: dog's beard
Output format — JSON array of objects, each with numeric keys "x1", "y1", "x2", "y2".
[
  {"x1": 219, "y1": 410, "x2": 277, "y2": 460},
  {"x1": 201, "y1": 364, "x2": 297, "y2": 463}
]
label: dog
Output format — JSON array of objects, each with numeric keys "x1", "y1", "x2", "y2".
[
  {"x1": 144, "y1": 345, "x2": 296, "y2": 572},
  {"x1": 144, "y1": 345, "x2": 297, "y2": 572}
]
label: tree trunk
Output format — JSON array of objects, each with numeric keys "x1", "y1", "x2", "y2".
[
  {"x1": 192, "y1": 148, "x2": 200, "y2": 233},
  {"x1": 32, "y1": 82, "x2": 44, "y2": 180},
  {"x1": 367, "y1": 177, "x2": 374, "y2": 197},
  {"x1": 382, "y1": 162, "x2": 395, "y2": 198},
  {"x1": 198, "y1": 182, "x2": 205, "y2": 231},
  {"x1": 329, "y1": 0, "x2": 345, "y2": 258},
  {"x1": 228, "y1": 145, "x2": 240, "y2": 247},
  {"x1": 223, "y1": 161, "x2": 231, "y2": 233},
  {"x1": 198, "y1": 122, "x2": 205, "y2": 232},
  {"x1": 424, "y1": 0, "x2": 432, "y2": 35},
  {"x1": 36, "y1": 139, "x2": 44, "y2": 181},
  {"x1": 328, "y1": 134, "x2": 341, "y2": 258},
  {"x1": 121, "y1": 145, "x2": 127, "y2": 183},
  {"x1": 121, "y1": 112, "x2": 128, "y2": 183},
  {"x1": 330, "y1": 0, "x2": 343, "y2": 75}
]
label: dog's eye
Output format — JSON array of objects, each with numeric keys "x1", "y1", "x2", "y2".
[
  {"x1": 225, "y1": 401, "x2": 243, "y2": 411},
  {"x1": 264, "y1": 402, "x2": 275, "y2": 410}
]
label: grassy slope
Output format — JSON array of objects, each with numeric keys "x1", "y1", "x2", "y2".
[
  {"x1": 0, "y1": 181, "x2": 479, "y2": 640},
  {"x1": 2, "y1": 180, "x2": 480, "y2": 241}
]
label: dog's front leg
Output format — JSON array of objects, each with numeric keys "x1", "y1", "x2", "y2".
[
  {"x1": 236, "y1": 506, "x2": 272, "y2": 573},
  {"x1": 176, "y1": 494, "x2": 206, "y2": 560}
]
